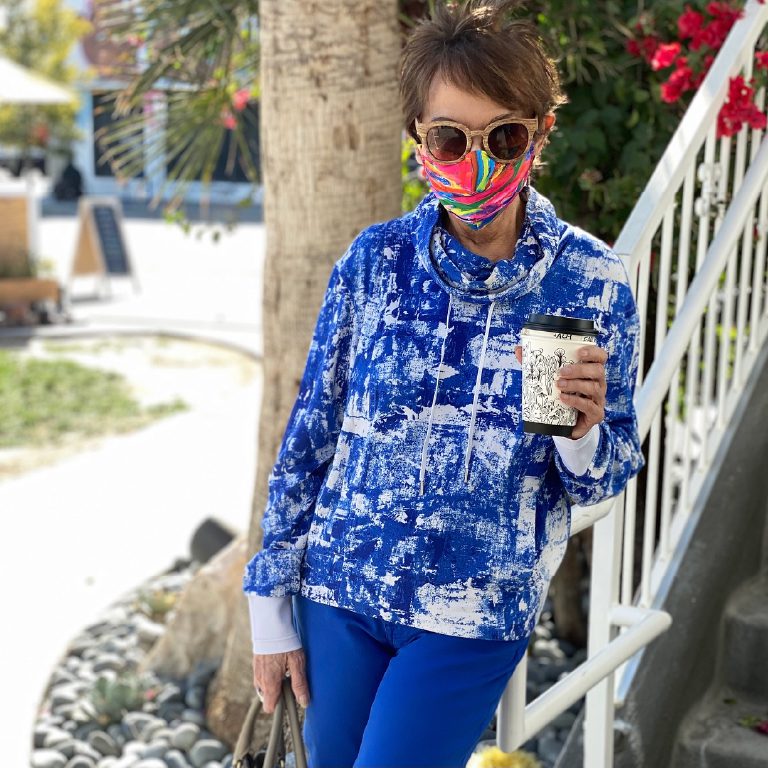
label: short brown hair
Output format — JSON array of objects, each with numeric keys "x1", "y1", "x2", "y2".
[{"x1": 400, "y1": 0, "x2": 567, "y2": 168}]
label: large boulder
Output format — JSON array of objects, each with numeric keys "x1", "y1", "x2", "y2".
[{"x1": 138, "y1": 535, "x2": 247, "y2": 680}]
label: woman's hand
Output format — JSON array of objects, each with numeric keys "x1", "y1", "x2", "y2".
[
  {"x1": 514, "y1": 344, "x2": 608, "y2": 439},
  {"x1": 553, "y1": 345, "x2": 608, "y2": 439},
  {"x1": 252, "y1": 649, "x2": 310, "y2": 713}
]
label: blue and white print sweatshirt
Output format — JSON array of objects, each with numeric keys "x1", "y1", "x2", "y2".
[{"x1": 243, "y1": 185, "x2": 644, "y2": 643}]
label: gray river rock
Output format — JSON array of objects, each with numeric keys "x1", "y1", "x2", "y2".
[
  {"x1": 32, "y1": 562, "x2": 583, "y2": 768},
  {"x1": 30, "y1": 750, "x2": 67, "y2": 768}
]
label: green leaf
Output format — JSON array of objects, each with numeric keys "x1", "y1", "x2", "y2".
[{"x1": 739, "y1": 715, "x2": 763, "y2": 728}]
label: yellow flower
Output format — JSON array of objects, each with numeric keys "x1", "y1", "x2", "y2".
[{"x1": 466, "y1": 745, "x2": 542, "y2": 768}]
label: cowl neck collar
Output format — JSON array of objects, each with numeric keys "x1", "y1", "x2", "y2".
[{"x1": 411, "y1": 184, "x2": 563, "y2": 304}]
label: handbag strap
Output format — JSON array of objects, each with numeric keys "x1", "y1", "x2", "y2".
[
  {"x1": 282, "y1": 678, "x2": 308, "y2": 768},
  {"x1": 235, "y1": 678, "x2": 308, "y2": 768},
  {"x1": 262, "y1": 691, "x2": 286, "y2": 768},
  {"x1": 234, "y1": 692, "x2": 263, "y2": 765}
]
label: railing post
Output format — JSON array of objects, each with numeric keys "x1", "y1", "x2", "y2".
[
  {"x1": 497, "y1": 653, "x2": 528, "y2": 751},
  {"x1": 584, "y1": 494, "x2": 623, "y2": 768}
]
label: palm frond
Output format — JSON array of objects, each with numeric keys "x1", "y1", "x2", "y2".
[{"x1": 92, "y1": 0, "x2": 260, "y2": 210}]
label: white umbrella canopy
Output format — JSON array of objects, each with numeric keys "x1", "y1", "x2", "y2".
[{"x1": 0, "y1": 56, "x2": 76, "y2": 105}]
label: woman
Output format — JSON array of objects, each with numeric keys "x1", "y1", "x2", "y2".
[{"x1": 243, "y1": 1, "x2": 644, "y2": 766}]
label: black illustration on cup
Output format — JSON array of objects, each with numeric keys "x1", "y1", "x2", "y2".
[
  {"x1": 522, "y1": 343, "x2": 577, "y2": 427},
  {"x1": 521, "y1": 314, "x2": 597, "y2": 437}
]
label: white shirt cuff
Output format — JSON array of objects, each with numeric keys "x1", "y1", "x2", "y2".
[
  {"x1": 245, "y1": 593, "x2": 303, "y2": 654},
  {"x1": 553, "y1": 424, "x2": 600, "y2": 476}
]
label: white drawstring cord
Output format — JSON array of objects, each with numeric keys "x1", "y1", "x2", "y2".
[
  {"x1": 464, "y1": 300, "x2": 496, "y2": 485},
  {"x1": 419, "y1": 294, "x2": 453, "y2": 496}
]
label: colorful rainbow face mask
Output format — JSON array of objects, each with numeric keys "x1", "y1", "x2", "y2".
[{"x1": 420, "y1": 144, "x2": 535, "y2": 229}]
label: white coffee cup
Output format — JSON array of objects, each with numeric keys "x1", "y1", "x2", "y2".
[{"x1": 521, "y1": 314, "x2": 597, "y2": 437}]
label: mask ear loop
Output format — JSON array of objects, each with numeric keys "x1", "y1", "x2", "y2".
[{"x1": 523, "y1": 131, "x2": 539, "y2": 190}]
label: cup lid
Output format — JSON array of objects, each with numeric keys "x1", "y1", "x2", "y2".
[{"x1": 523, "y1": 313, "x2": 596, "y2": 334}]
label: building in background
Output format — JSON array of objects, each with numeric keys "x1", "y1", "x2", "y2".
[{"x1": 63, "y1": 0, "x2": 261, "y2": 208}]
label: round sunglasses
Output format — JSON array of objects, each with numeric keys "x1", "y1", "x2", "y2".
[{"x1": 414, "y1": 116, "x2": 539, "y2": 164}]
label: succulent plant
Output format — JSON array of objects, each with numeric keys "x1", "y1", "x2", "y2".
[
  {"x1": 134, "y1": 587, "x2": 178, "y2": 623},
  {"x1": 89, "y1": 672, "x2": 156, "y2": 725}
]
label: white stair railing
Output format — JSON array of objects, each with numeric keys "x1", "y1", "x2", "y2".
[{"x1": 496, "y1": 2, "x2": 768, "y2": 765}]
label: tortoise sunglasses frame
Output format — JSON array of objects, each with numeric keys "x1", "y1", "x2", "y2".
[{"x1": 414, "y1": 116, "x2": 540, "y2": 165}]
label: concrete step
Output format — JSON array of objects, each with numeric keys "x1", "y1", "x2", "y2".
[
  {"x1": 672, "y1": 687, "x2": 768, "y2": 768},
  {"x1": 723, "y1": 576, "x2": 768, "y2": 698}
]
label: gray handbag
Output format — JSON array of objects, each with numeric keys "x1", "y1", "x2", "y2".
[{"x1": 234, "y1": 678, "x2": 308, "y2": 768}]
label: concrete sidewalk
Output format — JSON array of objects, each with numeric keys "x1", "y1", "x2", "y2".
[
  {"x1": 0, "y1": 214, "x2": 266, "y2": 764},
  {"x1": 3, "y1": 213, "x2": 266, "y2": 357}
]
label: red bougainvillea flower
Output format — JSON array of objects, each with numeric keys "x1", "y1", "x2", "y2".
[
  {"x1": 661, "y1": 56, "x2": 696, "y2": 103},
  {"x1": 717, "y1": 75, "x2": 768, "y2": 137},
  {"x1": 651, "y1": 41, "x2": 682, "y2": 70},
  {"x1": 641, "y1": 36, "x2": 661, "y2": 63},
  {"x1": 220, "y1": 110, "x2": 237, "y2": 130},
  {"x1": 626, "y1": 35, "x2": 661, "y2": 64},
  {"x1": 706, "y1": 1, "x2": 744, "y2": 22},
  {"x1": 232, "y1": 88, "x2": 250, "y2": 112},
  {"x1": 633, "y1": 0, "x2": 768, "y2": 131},
  {"x1": 691, "y1": 2, "x2": 744, "y2": 50},
  {"x1": 678, "y1": 6, "x2": 704, "y2": 39},
  {"x1": 756, "y1": 51, "x2": 768, "y2": 70},
  {"x1": 660, "y1": 81, "x2": 682, "y2": 104}
]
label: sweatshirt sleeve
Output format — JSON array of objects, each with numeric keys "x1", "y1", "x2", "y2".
[
  {"x1": 246, "y1": 594, "x2": 302, "y2": 654},
  {"x1": 242, "y1": 261, "x2": 356, "y2": 597},
  {"x1": 552, "y1": 284, "x2": 645, "y2": 505},
  {"x1": 552, "y1": 424, "x2": 600, "y2": 476}
]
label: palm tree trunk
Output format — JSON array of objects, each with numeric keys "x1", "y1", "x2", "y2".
[{"x1": 205, "y1": 0, "x2": 402, "y2": 745}]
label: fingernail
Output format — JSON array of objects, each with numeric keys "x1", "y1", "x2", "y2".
[
  {"x1": 299, "y1": 695, "x2": 309, "y2": 707},
  {"x1": 579, "y1": 348, "x2": 589, "y2": 358}
]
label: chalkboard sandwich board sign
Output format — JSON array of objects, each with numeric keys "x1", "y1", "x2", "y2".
[{"x1": 69, "y1": 196, "x2": 140, "y2": 297}]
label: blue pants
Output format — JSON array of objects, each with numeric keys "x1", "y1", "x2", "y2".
[{"x1": 292, "y1": 594, "x2": 530, "y2": 768}]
